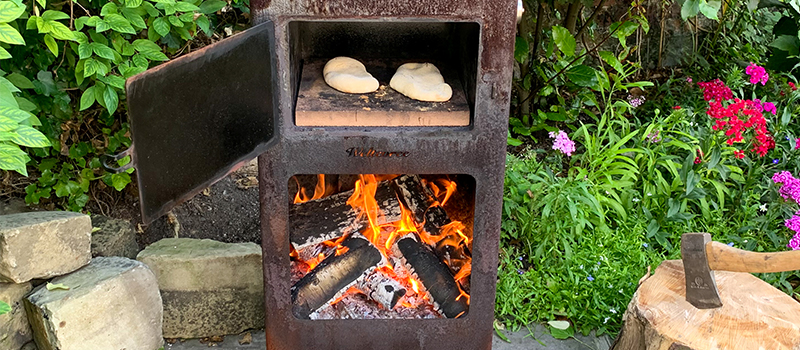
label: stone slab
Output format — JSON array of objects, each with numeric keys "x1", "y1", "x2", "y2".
[
  {"x1": 91, "y1": 215, "x2": 140, "y2": 259},
  {"x1": 0, "y1": 212, "x2": 91, "y2": 283},
  {"x1": 0, "y1": 282, "x2": 33, "y2": 350},
  {"x1": 24, "y1": 257, "x2": 163, "y2": 350},
  {"x1": 137, "y1": 238, "x2": 264, "y2": 338}
]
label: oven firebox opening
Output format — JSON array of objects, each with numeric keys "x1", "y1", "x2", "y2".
[{"x1": 288, "y1": 174, "x2": 474, "y2": 320}]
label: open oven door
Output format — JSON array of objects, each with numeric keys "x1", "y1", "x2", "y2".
[{"x1": 121, "y1": 21, "x2": 278, "y2": 224}]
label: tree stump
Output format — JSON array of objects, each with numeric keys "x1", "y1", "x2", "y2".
[{"x1": 612, "y1": 259, "x2": 800, "y2": 350}]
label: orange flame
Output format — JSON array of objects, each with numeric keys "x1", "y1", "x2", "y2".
[{"x1": 293, "y1": 175, "x2": 334, "y2": 204}]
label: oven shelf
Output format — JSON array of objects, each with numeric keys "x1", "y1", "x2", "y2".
[{"x1": 295, "y1": 59, "x2": 471, "y2": 127}]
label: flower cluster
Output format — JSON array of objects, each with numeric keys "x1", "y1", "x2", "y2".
[
  {"x1": 645, "y1": 130, "x2": 662, "y2": 143},
  {"x1": 549, "y1": 130, "x2": 576, "y2": 156},
  {"x1": 746, "y1": 63, "x2": 769, "y2": 85},
  {"x1": 697, "y1": 79, "x2": 733, "y2": 102},
  {"x1": 772, "y1": 171, "x2": 800, "y2": 250},
  {"x1": 699, "y1": 78, "x2": 775, "y2": 158},
  {"x1": 627, "y1": 94, "x2": 645, "y2": 108},
  {"x1": 790, "y1": 82, "x2": 797, "y2": 91}
]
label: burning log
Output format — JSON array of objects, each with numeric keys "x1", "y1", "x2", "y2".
[
  {"x1": 290, "y1": 180, "x2": 401, "y2": 250},
  {"x1": 395, "y1": 236, "x2": 468, "y2": 318},
  {"x1": 356, "y1": 269, "x2": 407, "y2": 310},
  {"x1": 291, "y1": 237, "x2": 382, "y2": 319},
  {"x1": 392, "y1": 174, "x2": 436, "y2": 223}
]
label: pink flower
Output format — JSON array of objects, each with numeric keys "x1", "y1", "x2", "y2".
[
  {"x1": 686, "y1": 77, "x2": 693, "y2": 83},
  {"x1": 795, "y1": 138, "x2": 800, "y2": 150},
  {"x1": 763, "y1": 102, "x2": 777, "y2": 115},
  {"x1": 788, "y1": 235, "x2": 800, "y2": 250},
  {"x1": 790, "y1": 82, "x2": 797, "y2": 91},
  {"x1": 745, "y1": 63, "x2": 769, "y2": 85},
  {"x1": 734, "y1": 150, "x2": 746, "y2": 159},
  {"x1": 548, "y1": 130, "x2": 576, "y2": 156}
]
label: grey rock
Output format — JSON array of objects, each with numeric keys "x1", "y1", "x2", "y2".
[
  {"x1": 137, "y1": 238, "x2": 264, "y2": 338},
  {"x1": 0, "y1": 212, "x2": 91, "y2": 283},
  {"x1": 91, "y1": 215, "x2": 140, "y2": 259},
  {"x1": 25, "y1": 257, "x2": 163, "y2": 350},
  {"x1": 20, "y1": 341, "x2": 37, "y2": 350},
  {"x1": 0, "y1": 282, "x2": 33, "y2": 350}
]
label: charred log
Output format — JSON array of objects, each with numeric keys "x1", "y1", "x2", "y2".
[
  {"x1": 291, "y1": 237, "x2": 382, "y2": 319},
  {"x1": 396, "y1": 237, "x2": 468, "y2": 318},
  {"x1": 290, "y1": 181, "x2": 401, "y2": 250}
]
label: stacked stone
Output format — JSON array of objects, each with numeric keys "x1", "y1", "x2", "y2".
[
  {"x1": 0, "y1": 212, "x2": 162, "y2": 350},
  {"x1": 137, "y1": 238, "x2": 265, "y2": 338}
]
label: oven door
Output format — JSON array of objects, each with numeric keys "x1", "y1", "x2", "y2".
[{"x1": 123, "y1": 20, "x2": 278, "y2": 224}]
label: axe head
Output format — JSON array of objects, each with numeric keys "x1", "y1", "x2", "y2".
[{"x1": 681, "y1": 232, "x2": 722, "y2": 309}]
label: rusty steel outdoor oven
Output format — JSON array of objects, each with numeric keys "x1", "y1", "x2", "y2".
[{"x1": 120, "y1": 0, "x2": 516, "y2": 349}]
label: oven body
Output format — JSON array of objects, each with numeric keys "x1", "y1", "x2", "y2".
[
  {"x1": 255, "y1": 1, "x2": 515, "y2": 349},
  {"x1": 124, "y1": 0, "x2": 515, "y2": 349}
]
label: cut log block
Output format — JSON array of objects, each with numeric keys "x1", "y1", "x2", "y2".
[
  {"x1": 290, "y1": 181, "x2": 401, "y2": 250},
  {"x1": 395, "y1": 236, "x2": 468, "y2": 318},
  {"x1": 393, "y1": 174, "x2": 436, "y2": 224},
  {"x1": 291, "y1": 237, "x2": 382, "y2": 319},
  {"x1": 612, "y1": 260, "x2": 800, "y2": 350}
]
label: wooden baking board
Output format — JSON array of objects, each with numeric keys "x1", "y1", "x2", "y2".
[{"x1": 295, "y1": 59, "x2": 471, "y2": 127}]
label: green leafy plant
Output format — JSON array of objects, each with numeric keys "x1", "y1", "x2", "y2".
[
  {"x1": 2, "y1": 0, "x2": 234, "y2": 210},
  {"x1": 0, "y1": 0, "x2": 50, "y2": 175}
]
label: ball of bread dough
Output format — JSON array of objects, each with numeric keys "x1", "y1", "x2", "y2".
[
  {"x1": 389, "y1": 63, "x2": 452, "y2": 102},
  {"x1": 323, "y1": 57, "x2": 380, "y2": 94}
]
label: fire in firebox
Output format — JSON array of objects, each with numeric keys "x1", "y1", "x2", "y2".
[{"x1": 288, "y1": 174, "x2": 473, "y2": 320}]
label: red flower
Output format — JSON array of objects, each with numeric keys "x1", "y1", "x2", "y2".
[
  {"x1": 694, "y1": 157, "x2": 702, "y2": 164},
  {"x1": 790, "y1": 82, "x2": 797, "y2": 91},
  {"x1": 673, "y1": 106, "x2": 681, "y2": 110},
  {"x1": 734, "y1": 150, "x2": 746, "y2": 159}
]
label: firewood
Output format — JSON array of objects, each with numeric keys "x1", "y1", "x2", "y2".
[
  {"x1": 612, "y1": 260, "x2": 800, "y2": 350},
  {"x1": 392, "y1": 174, "x2": 436, "y2": 223},
  {"x1": 356, "y1": 269, "x2": 407, "y2": 310},
  {"x1": 395, "y1": 236, "x2": 468, "y2": 318},
  {"x1": 290, "y1": 181, "x2": 401, "y2": 250},
  {"x1": 291, "y1": 237, "x2": 382, "y2": 319}
]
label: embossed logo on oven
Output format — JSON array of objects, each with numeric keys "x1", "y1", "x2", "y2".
[{"x1": 346, "y1": 147, "x2": 410, "y2": 158}]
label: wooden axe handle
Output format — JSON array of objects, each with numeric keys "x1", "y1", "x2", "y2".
[{"x1": 706, "y1": 241, "x2": 800, "y2": 273}]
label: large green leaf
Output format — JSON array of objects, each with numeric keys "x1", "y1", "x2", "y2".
[
  {"x1": 698, "y1": 0, "x2": 721, "y2": 20},
  {"x1": 0, "y1": 115, "x2": 16, "y2": 131},
  {"x1": 91, "y1": 42, "x2": 115, "y2": 60},
  {"x1": 771, "y1": 35, "x2": 800, "y2": 56},
  {"x1": 44, "y1": 34, "x2": 58, "y2": 56},
  {"x1": 175, "y1": 1, "x2": 200, "y2": 11},
  {"x1": 168, "y1": 15, "x2": 183, "y2": 27},
  {"x1": 0, "y1": 143, "x2": 29, "y2": 175},
  {"x1": 84, "y1": 58, "x2": 101, "y2": 77},
  {"x1": 133, "y1": 39, "x2": 168, "y2": 61},
  {"x1": 0, "y1": 46, "x2": 10, "y2": 59},
  {"x1": 47, "y1": 21, "x2": 76, "y2": 41},
  {"x1": 681, "y1": 0, "x2": 700, "y2": 20},
  {"x1": 199, "y1": 0, "x2": 226, "y2": 13},
  {"x1": 80, "y1": 86, "x2": 96, "y2": 110},
  {"x1": 125, "y1": 0, "x2": 143, "y2": 8},
  {"x1": 104, "y1": 14, "x2": 136, "y2": 34},
  {"x1": 152, "y1": 17, "x2": 170, "y2": 37},
  {"x1": 10, "y1": 125, "x2": 50, "y2": 147},
  {"x1": 552, "y1": 26, "x2": 576, "y2": 57},
  {"x1": 0, "y1": 106, "x2": 34, "y2": 123},
  {"x1": 0, "y1": 23, "x2": 24, "y2": 45},
  {"x1": 41, "y1": 10, "x2": 69, "y2": 21},
  {"x1": 514, "y1": 36, "x2": 529, "y2": 64},
  {"x1": 103, "y1": 88, "x2": 118, "y2": 115},
  {"x1": 599, "y1": 51, "x2": 624, "y2": 73},
  {"x1": 565, "y1": 65, "x2": 598, "y2": 87},
  {"x1": 5, "y1": 73, "x2": 33, "y2": 89},
  {"x1": 0, "y1": 1, "x2": 25, "y2": 22},
  {"x1": 0, "y1": 84, "x2": 18, "y2": 108}
]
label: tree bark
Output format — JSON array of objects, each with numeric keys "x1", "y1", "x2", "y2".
[{"x1": 612, "y1": 260, "x2": 800, "y2": 350}]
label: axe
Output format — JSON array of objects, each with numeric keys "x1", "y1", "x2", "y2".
[{"x1": 680, "y1": 232, "x2": 800, "y2": 309}]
